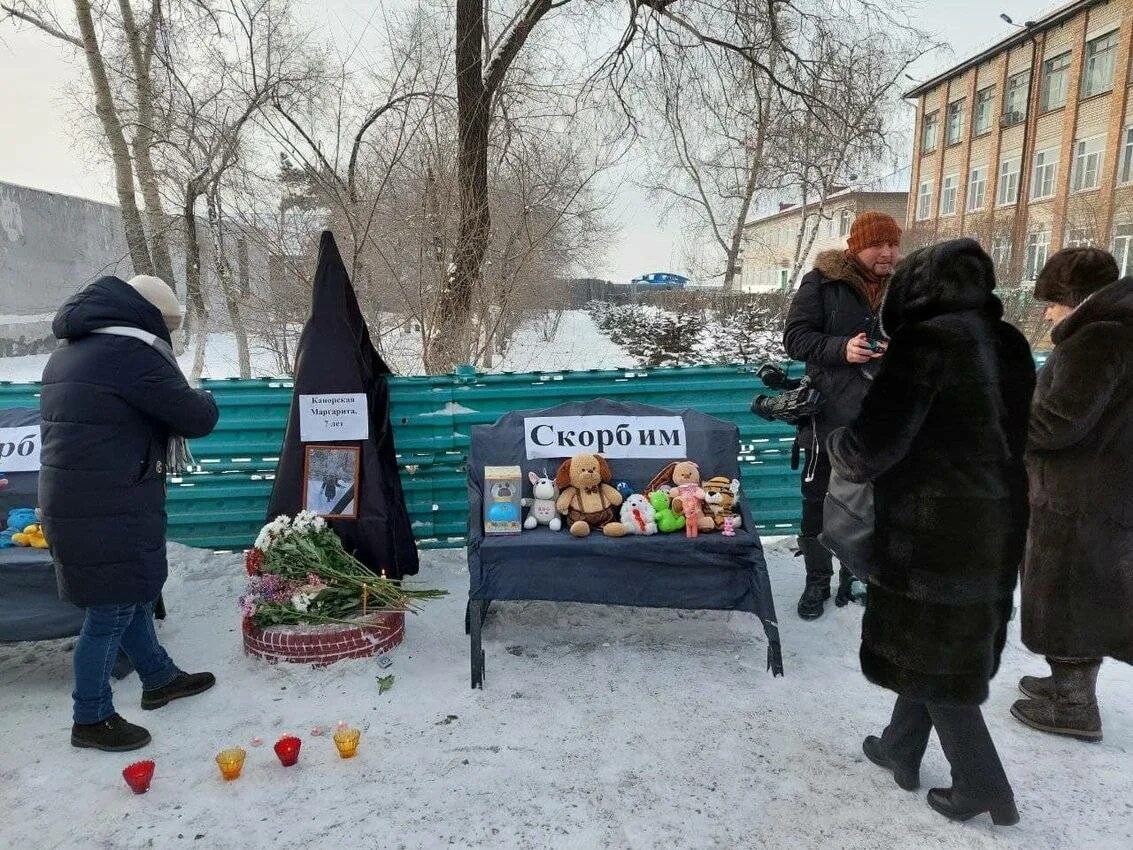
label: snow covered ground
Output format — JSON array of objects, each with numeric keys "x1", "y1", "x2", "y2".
[
  {"x1": 0, "y1": 310, "x2": 635, "y2": 383},
  {"x1": 2, "y1": 539, "x2": 1130, "y2": 849}
]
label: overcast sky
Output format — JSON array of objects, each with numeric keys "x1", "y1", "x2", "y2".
[{"x1": 0, "y1": 0, "x2": 1062, "y2": 282}]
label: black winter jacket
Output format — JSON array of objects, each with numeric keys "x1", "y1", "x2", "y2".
[
  {"x1": 39, "y1": 277, "x2": 219, "y2": 607},
  {"x1": 783, "y1": 250, "x2": 884, "y2": 446},
  {"x1": 828, "y1": 239, "x2": 1036, "y2": 705}
]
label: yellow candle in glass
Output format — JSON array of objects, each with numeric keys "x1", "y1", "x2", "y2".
[
  {"x1": 215, "y1": 747, "x2": 247, "y2": 780},
  {"x1": 333, "y1": 727, "x2": 361, "y2": 758}
]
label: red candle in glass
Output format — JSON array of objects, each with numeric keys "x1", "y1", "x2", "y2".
[
  {"x1": 274, "y1": 735, "x2": 302, "y2": 767},
  {"x1": 122, "y1": 760, "x2": 155, "y2": 794}
]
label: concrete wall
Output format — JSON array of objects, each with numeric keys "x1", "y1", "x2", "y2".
[
  {"x1": 0, "y1": 180, "x2": 278, "y2": 350},
  {"x1": 1, "y1": 182, "x2": 133, "y2": 347}
]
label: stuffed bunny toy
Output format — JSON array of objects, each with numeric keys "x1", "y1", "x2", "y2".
[{"x1": 523, "y1": 470, "x2": 561, "y2": 531}]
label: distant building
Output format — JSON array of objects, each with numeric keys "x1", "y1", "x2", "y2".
[
  {"x1": 739, "y1": 183, "x2": 909, "y2": 294},
  {"x1": 0, "y1": 181, "x2": 281, "y2": 351},
  {"x1": 905, "y1": 0, "x2": 1133, "y2": 284}
]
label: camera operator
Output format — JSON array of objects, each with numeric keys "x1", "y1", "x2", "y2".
[{"x1": 783, "y1": 211, "x2": 901, "y2": 620}]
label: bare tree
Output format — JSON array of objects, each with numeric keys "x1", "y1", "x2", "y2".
[{"x1": 2, "y1": 1, "x2": 177, "y2": 281}]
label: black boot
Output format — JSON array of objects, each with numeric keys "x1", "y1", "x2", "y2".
[
  {"x1": 862, "y1": 735, "x2": 920, "y2": 791},
  {"x1": 1012, "y1": 659, "x2": 1102, "y2": 742},
  {"x1": 797, "y1": 537, "x2": 833, "y2": 620},
  {"x1": 834, "y1": 566, "x2": 856, "y2": 607},
  {"x1": 71, "y1": 713, "x2": 151, "y2": 752},
  {"x1": 927, "y1": 788, "x2": 1019, "y2": 826},
  {"x1": 141, "y1": 671, "x2": 216, "y2": 710}
]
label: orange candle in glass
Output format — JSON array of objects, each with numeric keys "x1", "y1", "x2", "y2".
[
  {"x1": 122, "y1": 760, "x2": 155, "y2": 794},
  {"x1": 333, "y1": 727, "x2": 361, "y2": 758},
  {"x1": 215, "y1": 747, "x2": 247, "y2": 780},
  {"x1": 274, "y1": 735, "x2": 302, "y2": 767}
]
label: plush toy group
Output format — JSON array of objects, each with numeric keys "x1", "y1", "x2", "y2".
[
  {"x1": 0, "y1": 507, "x2": 48, "y2": 549},
  {"x1": 517, "y1": 453, "x2": 743, "y2": 539}
]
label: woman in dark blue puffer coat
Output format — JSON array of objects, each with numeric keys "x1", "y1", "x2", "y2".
[{"x1": 40, "y1": 274, "x2": 219, "y2": 752}]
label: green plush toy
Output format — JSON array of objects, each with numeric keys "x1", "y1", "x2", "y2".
[{"x1": 648, "y1": 490, "x2": 685, "y2": 534}]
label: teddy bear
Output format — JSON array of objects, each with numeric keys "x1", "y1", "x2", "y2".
[
  {"x1": 619, "y1": 494, "x2": 658, "y2": 535},
  {"x1": 647, "y1": 460, "x2": 715, "y2": 537},
  {"x1": 648, "y1": 490, "x2": 685, "y2": 533},
  {"x1": 554, "y1": 453, "x2": 627, "y2": 538},
  {"x1": 522, "y1": 470, "x2": 561, "y2": 531}
]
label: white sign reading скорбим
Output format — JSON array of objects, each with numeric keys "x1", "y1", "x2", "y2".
[
  {"x1": 523, "y1": 415, "x2": 687, "y2": 460},
  {"x1": 299, "y1": 394, "x2": 369, "y2": 442},
  {"x1": 0, "y1": 426, "x2": 41, "y2": 472}
]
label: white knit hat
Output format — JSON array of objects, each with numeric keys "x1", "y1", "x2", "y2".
[{"x1": 127, "y1": 275, "x2": 183, "y2": 332}]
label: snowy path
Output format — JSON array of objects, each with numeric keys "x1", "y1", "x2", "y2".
[{"x1": 1, "y1": 539, "x2": 1130, "y2": 849}]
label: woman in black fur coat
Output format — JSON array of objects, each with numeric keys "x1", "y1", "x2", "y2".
[
  {"x1": 1011, "y1": 248, "x2": 1133, "y2": 743},
  {"x1": 828, "y1": 238, "x2": 1036, "y2": 826}
]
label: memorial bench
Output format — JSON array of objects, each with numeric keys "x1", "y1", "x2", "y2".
[{"x1": 464, "y1": 399, "x2": 783, "y2": 689}]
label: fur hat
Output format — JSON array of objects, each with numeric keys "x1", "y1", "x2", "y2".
[
  {"x1": 127, "y1": 275, "x2": 183, "y2": 332},
  {"x1": 847, "y1": 211, "x2": 902, "y2": 255},
  {"x1": 1034, "y1": 247, "x2": 1120, "y2": 307}
]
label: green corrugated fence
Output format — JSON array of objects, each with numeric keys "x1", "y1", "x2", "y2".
[{"x1": 0, "y1": 354, "x2": 1048, "y2": 551}]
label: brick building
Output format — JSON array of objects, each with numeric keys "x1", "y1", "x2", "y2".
[{"x1": 906, "y1": 0, "x2": 1133, "y2": 285}]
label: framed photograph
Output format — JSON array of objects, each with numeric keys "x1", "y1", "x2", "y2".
[{"x1": 302, "y1": 445, "x2": 361, "y2": 519}]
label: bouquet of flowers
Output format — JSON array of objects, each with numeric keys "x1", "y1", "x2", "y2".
[{"x1": 240, "y1": 511, "x2": 445, "y2": 628}]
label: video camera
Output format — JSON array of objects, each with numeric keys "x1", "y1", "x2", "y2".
[{"x1": 750, "y1": 364, "x2": 822, "y2": 424}]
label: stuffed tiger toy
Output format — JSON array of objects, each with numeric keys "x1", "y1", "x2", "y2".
[{"x1": 702, "y1": 476, "x2": 742, "y2": 530}]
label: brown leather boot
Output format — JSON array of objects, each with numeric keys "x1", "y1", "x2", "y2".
[{"x1": 1011, "y1": 659, "x2": 1102, "y2": 742}]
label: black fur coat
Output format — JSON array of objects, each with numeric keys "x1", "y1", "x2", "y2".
[
  {"x1": 1022, "y1": 277, "x2": 1133, "y2": 665},
  {"x1": 828, "y1": 239, "x2": 1036, "y2": 705}
]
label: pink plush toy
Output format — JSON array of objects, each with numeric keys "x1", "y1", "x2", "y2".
[{"x1": 674, "y1": 482, "x2": 707, "y2": 539}]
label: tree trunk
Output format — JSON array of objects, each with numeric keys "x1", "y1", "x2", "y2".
[
  {"x1": 206, "y1": 188, "x2": 251, "y2": 378},
  {"x1": 433, "y1": 0, "x2": 490, "y2": 373},
  {"x1": 73, "y1": 0, "x2": 153, "y2": 275},
  {"x1": 119, "y1": 0, "x2": 175, "y2": 286},
  {"x1": 182, "y1": 186, "x2": 209, "y2": 381}
]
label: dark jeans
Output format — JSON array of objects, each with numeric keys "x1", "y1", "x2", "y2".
[
  {"x1": 881, "y1": 695, "x2": 1014, "y2": 802},
  {"x1": 800, "y1": 445, "x2": 832, "y2": 540},
  {"x1": 73, "y1": 601, "x2": 179, "y2": 724}
]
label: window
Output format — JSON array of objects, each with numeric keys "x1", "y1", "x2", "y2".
[
  {"x1": 998, "y1": 154, "x2": 1021, "y2": 205},
  {"x1": 1121, "y1": 127, "x2": 1133, "y2": 183},
  {"x1": 974, "y1": 86, "x2": 995, "y2": 135},
  {"x1": 922, "y1": 111, "x2": 939, "y2": 152},
  {"x1": 1082, "y1": 31, "x2": 1118, "y2": 98},
  {"x1": 1041, "y1": 51, "x2": 1071, "y2": 111},
  {"x1": 1071, "y1": 136, "x2": 1105, "y2": 192},
  {"x1": 946, "y1": 99, "x2": 965, "y2": 145},
  {"x1": 1025, "y1": 229, "x2": 1051, "y2": 279},
  {"x1": 990, "y1": 235, "x2": 1012, "y2": 272},
  {"x1": 1064, "y1": 227, "x2": 1096, "y2": 248},
  {"x1": 839, "y1": 209, "x2": 852, "y2": 237},
  {"x1": 965, "y1": 166, "x2": 988, "y2": 212},
  {"x1": 939, "y1": 174, "x2": 958, "y2": 216},
  {"x1": 1113, "y1": 224, "x2": 1133, "y2": 276},
  {"x1": 1031, "y1": 149, "x2": 1058, "y2": 200},
  {"x1": 916, "y1": 180, "x2": 934, "y2": 220},
  {"x1": 1003, "y1": 71, "x2": 1030, "y2": 123}
]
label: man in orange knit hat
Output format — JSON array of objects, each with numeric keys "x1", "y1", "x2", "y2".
[{"x1": 783, "y1": 210, "x2": 901, "y2": 620}]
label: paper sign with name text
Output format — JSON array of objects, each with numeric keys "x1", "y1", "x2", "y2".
[{"x1": 299, "y1": 394, "x2": 369, "y2": 442}]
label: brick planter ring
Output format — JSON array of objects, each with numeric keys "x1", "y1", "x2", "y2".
[{"x1": 243, "y1": 611, "x2": 404, "y2": 665}]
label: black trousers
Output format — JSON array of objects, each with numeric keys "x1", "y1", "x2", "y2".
[
  {"x1": 799, "y1": 445, "x2": 832, "y2": 540},
  {"x1": 881, "y1": 695, "x2": 1014, "y2": 802}
]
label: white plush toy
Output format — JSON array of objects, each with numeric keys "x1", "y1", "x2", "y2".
[
  {"x1": 619, "y1": 493, "x2": 658, "y2": 535},
  {"x1": 522, "y1": 470, "x2": 561, "y2": 531}
]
